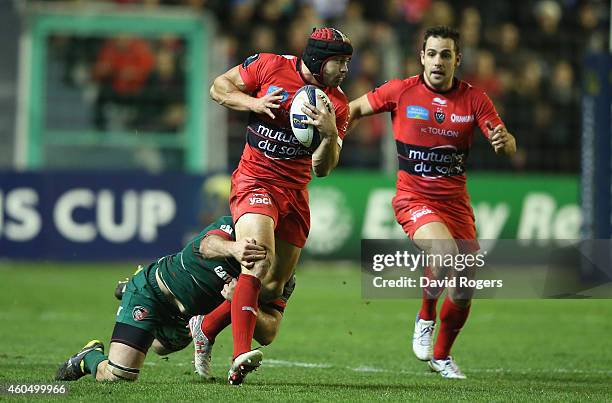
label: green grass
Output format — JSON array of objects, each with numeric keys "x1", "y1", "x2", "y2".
[{"x1": 1, "y1": 262, "x2": 611, "y2": 401}]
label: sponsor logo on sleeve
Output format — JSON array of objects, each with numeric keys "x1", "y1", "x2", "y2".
[
  {"x1": 266, "y1": 85, "x2": 289, "y2": 102},
  {"x1": 242, "y1": 53, "x2": 260, "y2": 68},
  {"x1": 406, "y1": 105, "x2": 429, "y2": 120}
]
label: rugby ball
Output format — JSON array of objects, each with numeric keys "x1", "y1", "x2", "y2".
[{"x1": 290, "y1": 85, "x2": 331, "y2": 148}]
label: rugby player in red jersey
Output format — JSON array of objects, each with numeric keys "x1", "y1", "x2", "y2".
[
  {"x1": 207, "y1": 27, "x2": 352, "y2": 384},
  {"x1": 55, "y1": 216, "x2": 295, "y2": 383},
  {"x1": 349, "y1": 26, "x2": 516, "y2": 379}
]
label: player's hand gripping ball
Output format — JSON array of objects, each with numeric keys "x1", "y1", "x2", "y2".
[{"x1": 290, "y1": 85, "x2": 331, "y2": 148}]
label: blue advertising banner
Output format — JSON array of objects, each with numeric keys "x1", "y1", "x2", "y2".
[
  {"x1": 0, "y1": 170, "x2": 581, "y2": 261},
  {"x1": 581, "y1": 53, "x2": 612, "y2": 239},
  {"x1": 0, "y1": 171, "x2": 204, "y2": 260}
]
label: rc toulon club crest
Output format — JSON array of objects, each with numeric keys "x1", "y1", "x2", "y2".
[{"x1": 435, "y1": 108, "x2": 446, "y2": 124}]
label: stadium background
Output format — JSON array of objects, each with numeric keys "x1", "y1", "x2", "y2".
[{"x1": 0, "y1": 0, "x2": 611, "y2": 400}]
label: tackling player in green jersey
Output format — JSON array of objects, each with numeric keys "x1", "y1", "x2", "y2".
[{"x1": 55, "y1": 216, "x2": 295, "y2": 383}]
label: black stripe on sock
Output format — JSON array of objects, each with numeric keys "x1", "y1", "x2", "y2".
[{"x1": 108, "y1": 360, "x2": 140, "y2": 374}]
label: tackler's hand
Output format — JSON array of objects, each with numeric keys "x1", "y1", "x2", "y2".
[
  {"x1": 221, "y1": 278, "x2": 238, "y2": 301},
  {"x1": 230, "y1": 238, "x2": 267, "y2": 269}
]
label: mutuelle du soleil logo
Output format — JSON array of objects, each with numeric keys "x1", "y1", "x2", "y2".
[{"x1": 406, "y1": 105, "x2": 429, "y2": 120}]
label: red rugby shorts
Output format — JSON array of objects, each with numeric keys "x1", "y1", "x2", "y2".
[
  {"x1": 229, "y1": 170, "x2": 310, "y2": 248},
  {"x1": 392, "y1": 192, "x2": 479, "y2": 253}
]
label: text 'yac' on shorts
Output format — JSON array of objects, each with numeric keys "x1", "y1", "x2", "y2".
[
  {"x1": 113, "y1": 263, "x2": 191, "y2": 354},
  {"x1": 229, "y1": 170, "x2": 310, "y2": 248},
  {"x1": 392, "y1": 192, "x2": 479, "y2": 253}
]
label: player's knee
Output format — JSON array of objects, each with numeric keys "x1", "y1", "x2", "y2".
[
  {"x1": 430, "y1": 240, "x2": 459, "y2": 258},
  {"x1": 250, "y1": 251, "x2": 274, "y2": 279},
  {"x1": 428, "y1": 240, "x2": 459, "y2": 270},
  {"x1": 151, "y1": 339, "x2": 172, "y2": 356},
  {"x1": 259, "y1": 280, "x2": 283, "y2": 303},
  {"x1": 448, "y1": 287, "x2": 474, "y2": 305}
]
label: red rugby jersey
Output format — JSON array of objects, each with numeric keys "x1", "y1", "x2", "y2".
[
  {"x1": 237, "y1": 53, "x2": 349, "y2": 189},
  {"x1": 367, "y1": 75, "x2": 503, "y2": 199}
]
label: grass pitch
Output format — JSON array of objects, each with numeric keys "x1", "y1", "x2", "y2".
[{"x1": 1, "y1": 262, "x2": 611, "y2": 401}]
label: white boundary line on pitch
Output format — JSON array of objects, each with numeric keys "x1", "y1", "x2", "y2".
[
  {"x1": 264, "y1": 359, "x2": 612, "y2": 376},
  {"x1": 140, "y1": 358, "x2": 612, "y2": 376}
]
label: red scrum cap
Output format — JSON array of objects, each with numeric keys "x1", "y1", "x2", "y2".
[{"x1": 302, "y1": 28, "x2": 353, "y2": 82}]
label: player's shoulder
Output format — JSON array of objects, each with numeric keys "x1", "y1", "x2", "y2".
[
  {"x1": 457, "y1": 78, "x2": 489, "y2": 99},
  {"x1": 243, "y1": 53, "x2": 296, "y2": 69},
  {"x1": 267, "y1": 53, "x2": 298, "y2": 63},
  {"x1": 386, "y1": 75, "x2": 421, "y2": 90},
  {"x1": 403, "y1": 75, "x2": 422, "y2": 88},
  {"x1": 375, "y1": 75, "x2": 420, "y2": 94}
]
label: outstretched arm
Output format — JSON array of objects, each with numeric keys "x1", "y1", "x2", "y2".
[
  {"x1": 309, "y1": 93, "x2": 377, "y2": 177},
  {"x1": 209, "y1": 66, "x2": 284, "y2": 119},
  {"x1": 486, "y1": 121, "x2": 517, "y2": 155},
  {"x1": 348, "y1": 94, "x2": 376, "y2": 132}
]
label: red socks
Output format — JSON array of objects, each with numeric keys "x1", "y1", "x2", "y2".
[
  {"x1": 231, "y1": 274, "x2": 261, "y2": 359},
  {"x1": 419, "y1": 267, "x2": 443, "y2": 321},
  {"x1": 201, "y1": 300, "x2": 232, "y2": 343},
  {"x1": 433, "y1": 296, "x2": 471, "y2": 360},
  {"x1": 419, "y1": 296, "x2": 438, "y2": 321}
]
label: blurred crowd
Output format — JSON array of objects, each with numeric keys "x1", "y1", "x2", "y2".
[
  {"x1": 43, "y1": 0, "x2": 610, "y2": 172},
  {"x1": 50, "y1": 34, "x2": 186, "y2": 133}
]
